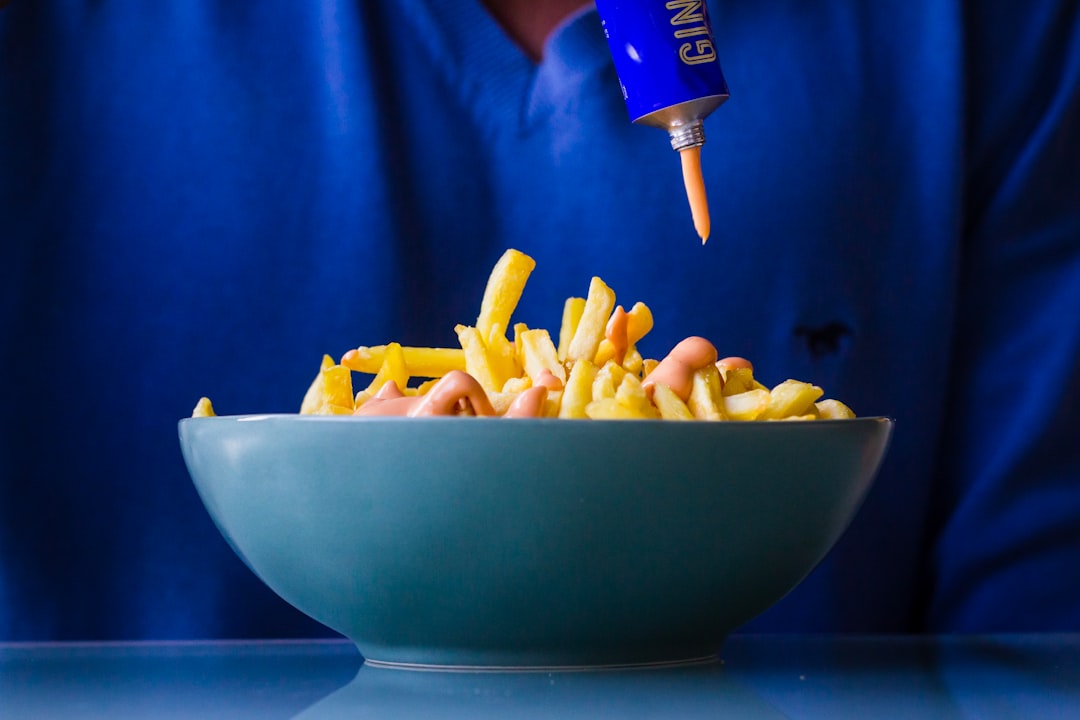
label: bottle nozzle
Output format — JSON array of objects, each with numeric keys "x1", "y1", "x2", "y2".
[{"x1": 669, "y1": 121, "x2": 706, "y2": 152}]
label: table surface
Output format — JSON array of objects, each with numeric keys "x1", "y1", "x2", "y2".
[{"x1": 3, "y1": 634, "x2": 1078, "y2": 719}]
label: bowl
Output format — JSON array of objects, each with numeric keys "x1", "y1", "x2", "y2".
[{"x1": 179, "y1": 415, "x2": 893, "y2": 670}]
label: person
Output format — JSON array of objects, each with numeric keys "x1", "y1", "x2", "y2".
[{"x1": 1, "y1": 0, "x2": 1078, "y2": 641}]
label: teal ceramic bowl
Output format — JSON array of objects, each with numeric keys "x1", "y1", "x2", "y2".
[{"x1": 179, "y1": 415, "x2": 892, "y2": 670}]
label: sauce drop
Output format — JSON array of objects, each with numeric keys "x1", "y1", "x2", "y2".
[
  {"x1": 604, "y1": 305, "x2": 629, "y2": 366},
  {"x1": 641, "y1": 336, "x2": 719, "y2": 401},
  {"x1": 503, "y1": 386, "x2": 548, "y2": 418},
  {"x1": 716, "y1": 356, "x2": 753, "y2": 372}
]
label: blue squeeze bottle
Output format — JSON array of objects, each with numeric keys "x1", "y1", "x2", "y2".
[{"x1": 593, "y1": 0, "x2": 730, "y2": 243}]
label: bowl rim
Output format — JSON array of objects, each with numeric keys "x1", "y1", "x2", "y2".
[{"x1": 179, "y1": 414, "x2": 895, "y2": 427}]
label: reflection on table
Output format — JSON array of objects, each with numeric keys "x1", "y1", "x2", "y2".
[{"x1": 2, "y1": 634, "x2": 1078, "y2": 719}]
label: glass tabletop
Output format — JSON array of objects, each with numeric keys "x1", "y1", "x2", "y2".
[{"x1": 3, "y1": 634, "x2": 1078, "y2": 719}]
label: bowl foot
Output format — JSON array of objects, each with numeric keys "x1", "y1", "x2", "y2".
[{"x1": 360, "y1": 654, "x2": 720, "y2": 673}]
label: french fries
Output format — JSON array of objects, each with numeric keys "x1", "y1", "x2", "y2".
[
  {"x1": 723, "y1": 389, "x2": 770, "y2": 421},
  {"x1": 341, "y1": 345, "x2": 464, "y2": 378},
  {"x1": 519, "y1": 329, "x2": 566, "y2": 385},
  {"x1": 557, "y1": 297, "x2": 586, "y2": 362},
  {"x1": 759, "y1": 380, "x2": 824, "y2": 420},
  {"x1": 566, "y1": 277, "x2": 616, "y2": 363},
  {"x1": 559, "y1": 359, "x2": 598, "y2": 419},
  {"x1": 454, "y1": 325, "x2": 507, "y2": 393},
  {"x1": 194, "y1": 248, "x2": 858, "y2": 422},
  {"x1": 651, "y1": 383, "x2": 695, "y2": 420},
  {"x1": 301, "y1": 355, "x2": 355, "y2": 415},
  {"x1": 362, "y1": 343, "x2": 408, "y2": 395},
  {"x1": 687, "y1": 366, "x2": 725, "y2": 421},
  {"x1": 475, "y1": 249, "x2": 535, "y2": 342},
  {"x1": 815, "y1": 398, "x2": 856, "y2": 420},
  {"x1": 192, "y1": 397, "x2": 216, "y2": 418}
]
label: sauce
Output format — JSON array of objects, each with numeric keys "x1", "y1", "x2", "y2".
[
  {"x1": 353, "y1": 395, "x2": 417, "y2": 417},
  {"x1": 679, "y1": 146, "x2": 710, "y2": 244},
  {"x1": 716, "y1": 356, "x2": 752, "y2": 372},
  {"x1": 503, "y1": 386, "x2": 549, "y2": 418},
  {"x1": 604, "y1": 305, "x2": 629, "y2": 366},
  {"x1": 535, "y1": 369, "x2": 564, "y2": 392},
  {"x1": 354, "y1": 370, "x2": 495, "y2": 417},
  {"x1": 374, "y1": 382, "x2": 406, "y2": 399},
  {"x1": 641, "y1": 336, "x2": 718, "y2": 401}
]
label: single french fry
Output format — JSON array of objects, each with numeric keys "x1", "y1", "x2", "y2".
[
  {"x1": 559, "y1": 359, "x2": 598, "y2": 418},
  {"x1": 622, "y1": 347, "x2": 644, "y2": 375},
  {"x1": 718, "y1": 365, "x2": 756, "y2": 396},
  {"x1": 513, "y1": 321, "x2": 529, "y2": 368},
  {"x1": 723, "y1": 388, "x2": 771, "y2": 421},
  {"x1": 301, "y1": 355, "x2": 335, "y2": 414},
  {"x1": 502, "y1": 376, "x2": 532, "y2": 394},
  {"x1": 455, "y1": 325, "x2": 504, "y2": 392},
  {"x1": 557, "y1": 297, "x2": 587, "y2": 362},
  {"x1": 766, "y1": 404, "x2": 821, "y2": 421},
  {"x1": 302, "y1": 355, "x2": 353, "y2": 415},
  {"x1": 476, "y1": 249, "x2": 536, "y2": 342},
  {"x1": 363, "y1": 342, "x2": 408, "y2": 395},
  {"x1": 341, "y1": 345, "x2": 465, "y2": 378},
  {"x1": 592, "y1": 361, "x2": 626, "y2": 402},
  {"x1": 651, "y1": 383, "x2": 695, "y2": 421},
  {"x1": 323, "y1": 364, "x2": 354, "y2": 408},
  {"x1": 625, "y1": 302, "x2": 654, "y2": 345},
  {"x1": 594, "y1": 340, "x2": 616, "y2": 367},
  {"x1": 592, "y1": 371, "x2": 617, "y2": 401},
  {"x1": 615, "y1": 374, "x2": 658, "y2": 418},
  {"x1": 687, "y1": 365, "x2": 726, "y2": 420},
  {"x1": 486, "y1": 322, "x2": 522, "y2": 384},
  {"x1": 760, "y1": 379, "x2": 824, "y2": 420},
  {"x1": 641, "y1": 358, "x2": 660, "y2": 379},
  {"x1": 585, "y1": 397, "x2": 648, "y2": 420},
  {"x1": 488, "y1": 391, "x2": 519, "y2": 416},
  {"x1": 543, "y1": 391, "x2": 562, "y2": 418},
  {"x1": 192, "y1": 397, "x2": 216, "y2": 418},
  {"x1": 520, "y1": 328, "x2": 566, "y2": 384},
  {"x1": 816, "y1": 398, "x2": 856, "y2": 419},
  {"x1": 567, "y1": 277, "x2": 616, "y2": 363}
]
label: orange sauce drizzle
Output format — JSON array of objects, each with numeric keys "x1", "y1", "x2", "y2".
[{"x1": 679, "y1": 146, "x2": 711, "y2": 244}]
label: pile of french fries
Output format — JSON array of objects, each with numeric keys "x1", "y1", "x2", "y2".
[{"x1": 193, "y1": 249, "x2": 854, "y2": 421}]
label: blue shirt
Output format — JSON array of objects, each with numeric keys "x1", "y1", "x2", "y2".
[{"x1": 1, "y1": 0, "x2": 1078, "y2": 640}]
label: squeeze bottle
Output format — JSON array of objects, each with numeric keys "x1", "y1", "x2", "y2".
[{"x1": 593, "y1": 0, "x2": 729, "y2": 242}]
